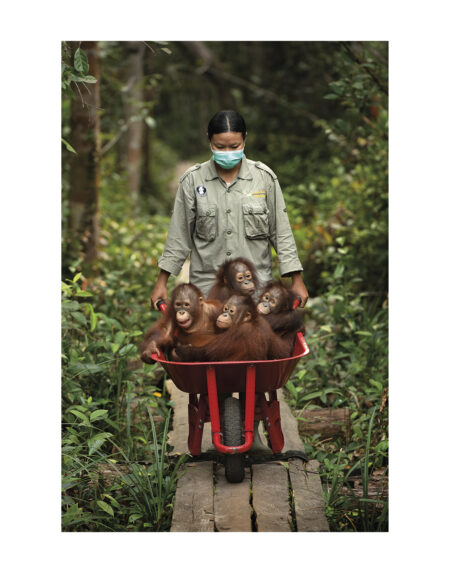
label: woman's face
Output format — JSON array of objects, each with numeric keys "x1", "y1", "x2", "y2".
[{"x1": 210, "y1": 131, "x2": 246, "y2": 151}]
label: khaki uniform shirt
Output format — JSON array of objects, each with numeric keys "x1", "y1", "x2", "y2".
[{"x1": 158, "y1": 155, "x2": 303, "y2": 297}]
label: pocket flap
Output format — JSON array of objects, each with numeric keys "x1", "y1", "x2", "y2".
[
  {"x1": 242, "y1": 203, "x2": 267, "y2": 215},
  {"x1": 198, "y1": 205, "x2": 216, "y2": 217}
]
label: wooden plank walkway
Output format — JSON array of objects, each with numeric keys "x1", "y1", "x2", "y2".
[{"x1": 167, "y1": 380, "x2": 329, "y2": 532}]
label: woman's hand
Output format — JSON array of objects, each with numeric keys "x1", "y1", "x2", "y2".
[
  {"x1": 290, "y1": 271, "x2": 309, "y2": 308},
  {"x1": 150, "y1": 270, "x2": 170, "y2": 310}
]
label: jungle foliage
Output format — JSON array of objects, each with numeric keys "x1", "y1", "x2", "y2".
[{"x1": 62, "y1": 41, "x2": 388, "y2": 531}]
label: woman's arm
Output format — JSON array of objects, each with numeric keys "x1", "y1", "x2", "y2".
[
  {"x1": 289, "y1": 271, "x2": 309, "y2": 308},
  {"x1": 150, "y1": 269, "x2": 171, "y2": 309}
]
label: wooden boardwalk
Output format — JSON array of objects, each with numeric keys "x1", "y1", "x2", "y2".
[{"x1": 167, "y1": 380, "x2": 329, "y2": 532}]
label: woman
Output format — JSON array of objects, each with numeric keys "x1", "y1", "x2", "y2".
[{"x1": 150, "y1": 110, "x2": 309, "y2": 308}]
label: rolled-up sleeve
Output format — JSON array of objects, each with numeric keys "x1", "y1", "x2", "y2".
[
  {"x1": 267, "y1": 176, "x2": 304, "y2": 276},
  {"x1": 158, "y1": 177, "x2": 196, "y2": 276}
]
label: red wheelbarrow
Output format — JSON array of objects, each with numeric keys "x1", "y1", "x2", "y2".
[{"x1": 151, "y1": 302, "x2": 310, "y2": 483}]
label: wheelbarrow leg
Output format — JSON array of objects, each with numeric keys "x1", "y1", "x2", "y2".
[
  {"x1": 188, "y1": 393, "x2": 208, "y2": 456},
  {"x1": 256, "y1": 391, "x2": 284, "y2": 453}
]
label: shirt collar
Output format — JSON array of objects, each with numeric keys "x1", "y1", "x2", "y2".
[{"x1": 204, "y1": 154, "x2": 253, "y2": 181}]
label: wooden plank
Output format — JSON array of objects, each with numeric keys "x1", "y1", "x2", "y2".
[
  {"x1": 280, "y1": 397, "x2": 305, "y2": 451},
  {"x1": 214, "y1": 466, "x2": 253, "y2": 532},
  {"x1": 289, "y1": 459, "x2": 330, "y2": 532},
  {"x1": 166, "y1": 379, "x2": 212, "y2": 453},
  {"x1": 170, "y1": 461, "x2": 215, "y2": 532},
  {"x1": 280, "y1": 393, "x2": 329, "y2": 531},
  {"x1": 252, "y1": 463, "x2": 292, "y2": 531}
]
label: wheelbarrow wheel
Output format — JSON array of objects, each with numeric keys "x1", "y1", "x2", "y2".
[{"x1": 222, "y1": 397, "x2": 245, "y2": 483}]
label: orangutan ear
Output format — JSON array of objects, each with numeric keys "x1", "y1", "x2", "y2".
[
  {"x1": 242, "y1": 312, "x2": 252, "y2": 323},
  {"x1": 198, "y1": 296, "x2": 204, "y2": 305}
]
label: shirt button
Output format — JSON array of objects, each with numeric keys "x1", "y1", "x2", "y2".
[
  {"x1": 226, "y1": 209, "x2": 231, "y2": 214},
  {"x1": 226, "y1": 251, "x2": 231, "y2": 256},
  {"x1": 248, "y1": 208, "x2": 253, "y2": 214},
  {"x1": 227, "y1": 230, "x2": 232, "y2": 235}
]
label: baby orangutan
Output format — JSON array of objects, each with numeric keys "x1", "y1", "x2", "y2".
[
  {"x1": 174, "y1": 294, "x2": 291, "y2": 363},
  {"x1": 257, "y1": 281, "x2": 304, "y2": 352},
  {"x1": 208, "y1": 257, "x2": 259, "y2": 302},
  {"x1": 139, "y1": 283, "x2": 222, "y2": 363}
]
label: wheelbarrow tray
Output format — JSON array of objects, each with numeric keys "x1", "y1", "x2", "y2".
[{"x1": 152, "y1": 332, "x2": 309, "y2": 394}]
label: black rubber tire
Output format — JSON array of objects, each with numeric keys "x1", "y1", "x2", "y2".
[{"x1": 222, "y1": 397, "x2": 245, "y2": 483}]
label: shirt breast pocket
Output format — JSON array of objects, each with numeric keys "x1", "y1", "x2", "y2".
[
  {"x1": 195, "y1": 205, "x2": 217, "y2": 242},
  {"x1": 243, "y1": 203, "x2": 269, "y2": 239}
]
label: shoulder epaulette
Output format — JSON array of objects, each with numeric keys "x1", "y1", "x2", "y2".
[
  {"x1": 179, "y1": 163, "x2": 201, "y2": 183},
  {"x1": 255, "y1": 161, "x2": 278, "y2": 180}
]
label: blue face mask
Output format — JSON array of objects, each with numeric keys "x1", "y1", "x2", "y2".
[{"x1": 211, "y1": 146, "x2": 245, "y2": 169}]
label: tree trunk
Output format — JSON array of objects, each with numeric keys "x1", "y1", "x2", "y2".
[
  {"x1": 68, "y1": 41, "x2": 100, "y2": 264},
  {"x1": 124, "y1": 41, "x2": 145, "y2": 203},
  {"x1": 140, "y1": 47, "x2": 154, "y2": 197}
]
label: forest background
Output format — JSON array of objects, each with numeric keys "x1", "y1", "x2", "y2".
[{"x1": 61, "y1": 41, "x2": 388, "y2": 532}]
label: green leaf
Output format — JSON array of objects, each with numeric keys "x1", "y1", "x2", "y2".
[
  {"x1": 333, "y1": 263, "x2": 344, "y2": 279},
  {"x1": 81, "y1": 75, "x2": 97, "y2": 83},
  {"x1": 89, "y1": 409, "x2": 109, "y2": 422},
  {"x1": 75, "y1": 289, "x2": 93, "y2": 297},
  {"x1": 285, "y1": 380, "x2": 298, "y2": 395},
  {"x1": 297, "y1": 369, "x2": 307, "y2": 381},
  {"x1": 118, "y1": 344, "x2": 135, "y2": 356},
  {"x1": 323, "y1": 93, "x2": 339, "y2": 100},
  {"x1": 356, "y1": 331, "x2": 372, "y2": 337},
  {"x1": 103, "y1": 494, "x2": 120, "y2": 509},
  {"x1": 87, "y1": 432, "x2": 112, "y2": 455},
  {"x1": 89, "y1": 306, "x2": 98, "y2": 332},
  {"x1": 114, "y1": 331, "x2": 127, "y2": 346},
  {"x1": 301, "y1": 388, "x2": 342, "y2": 402},
  {"x1": 62, "y1": 137, "x2": 77, "y2": 154},
  {"x1": 72, "y1": 312, "x2": 87, "y2": 326},
  {"x1": 369, "y1": 379, "x2": 383, "y2": 392},
  {"x1": 68, "y1": 362, "x2": 104, "y2": 377},
  {"x1": 129, "y1": 513, "x2": 143, "y2": 523},
  {"x1": 73, "y1": 272, "x2": 82, "y2": 283},
  {"x1": 74, "y1": 48, "x2": 89, "y2": 75},
  {"x1": 97, "y1": 500, "x2": 114, "y2": 517},
  {"x1": 68, "y1": 409, "x2": 89, "y2": 423},
  {"x1": 62, "y1": 300, "x2": 81, "y2": 312}
]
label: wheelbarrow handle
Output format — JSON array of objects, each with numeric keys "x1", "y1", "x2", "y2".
[
  {"x1": 155, "y1": 299, "x2": 168, "y2": 313},
  {"x1": 149, "y1": 299, "x2": 168, "y2": 361}
]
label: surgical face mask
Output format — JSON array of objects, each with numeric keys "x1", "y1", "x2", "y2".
[{"x1": 210, "y1": 145, "x2": 245, "y2": 169}]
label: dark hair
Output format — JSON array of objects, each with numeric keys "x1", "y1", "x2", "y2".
[{"x1": 207, "y1": 110, "x2": 247, "y2": 140}]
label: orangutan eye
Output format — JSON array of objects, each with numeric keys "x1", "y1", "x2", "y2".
[
  {"x1": 245, "y1": 272, "x2": 252, "y2": 280},
  {"x1": 263, "y1": 294, "x2": 269, "y2": 301},
  {"x1": 229, "y1": 307, "x2": 235, "y2": 314},
  {"x1": 236, "y1": 274, "x2": 244, "y2": 282},
  {"x1": 223, "y1": 305, "x2": 229, "y2": 313}
]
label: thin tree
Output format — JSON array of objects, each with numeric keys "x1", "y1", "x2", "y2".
[
  {"x1": 68, "y1": 41, "x2": 101, "y2": 264},
  {"x1": 124, "y1": 41, "x2": 145, "y2": 204}
]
